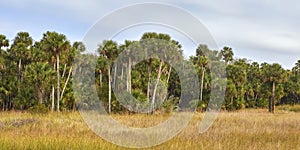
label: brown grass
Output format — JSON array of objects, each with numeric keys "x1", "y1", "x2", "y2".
[{"x1": 0, "y1": 109, "x2": 299, "y2": 150}]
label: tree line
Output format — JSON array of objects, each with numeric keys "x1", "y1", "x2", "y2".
[{"x1": 0, "y1": 31, "x2": 299, "y2": 113}]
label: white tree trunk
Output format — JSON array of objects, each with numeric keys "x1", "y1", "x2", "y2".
[
  {"x1": 127, "y1": 57, "x2": 132, "y2": 94},
  {"x1": 18, "y1": 59, "x2": 22, "y2": 99},
  {"x1": 56, "y1": 54, "x2": 60, "y2": 112},
  {"x1": 51, "y1": 85, "x2": 55, "y2": 111},
  {"x1": 99, "y1": 69, "x2": 102, "y2": 87},
  {"x1": 271, "y1": 81, "x2": 276, "y2": 113},
  {"x1": 62, "y1": 63, "x2": 67, "y2": 78},
  {"x1": 113, "y1": 65, "x2": 117, "y2": 90},
  {"x1": 121, "y1": 67, "x2": 123, "y2": 80},
  {"x1": 150, "y1": 60, "x2": 163, "y2": 114},
  {"x1": 60, "y1": 66, "x2": 72, "y2": 99},
  {"x1": 200, "y1": 65, "x2": 205, "y2": 102},
  {"x1": 108, "y1": 63, "x2": 111, "y2": 114},
  {"x1": 166, "y1": 65, "x2": 172, "y2": 84}
]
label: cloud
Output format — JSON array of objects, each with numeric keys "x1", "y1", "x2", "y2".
[{"x1": 1, "y1": 0, "x2": 300, "y2": 68}]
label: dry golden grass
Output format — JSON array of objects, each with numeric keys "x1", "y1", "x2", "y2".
[{"x1": 0, "y1": 109, "x2": 299, "y2": 150}]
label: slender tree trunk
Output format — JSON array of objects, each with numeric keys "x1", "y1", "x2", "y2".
[
  {"x1": 127, "y1": 57, "x2": 132, "y2": 93},
  {"x1": 51, "y1": 85, "x2": 55, "y2": 111},
  {"x1": 200, "y1": 65, "x2": 205, "y2": 102},
  {"x1": 108, "y1": 63, "x2": 111, "y2": 114},
  {"x1": 151, "y1": 60, "x2": 163, "y2": 114},
  {"x1": 99, "y1": 69, "x2": 102, "y2": 87},
  {"x1": 147, "y1": 63, "x2": 152, "y2": 102},
  {"x1": 56, "y1": 54, "x2": 60, "y2": 112},
  {"x1": 51, "y1": 62, "x2": 56, "y2": 111},
  {"x1": 18, "y1": 59, "x2": 21, "y2": 98},
  {"x1": 62, "y1": 64, "x2": 67, "y2": 78},
  {"x1": 121, "y1": 66, "x2": 123, "y2": 80},
  {"x1": 60, "y1": 66, "x2": 72, "y2": 99},
  {"x1": 271, "y1": 81, "x2": 276, "y2": 113},
  {"x1": 166, "y1": 64, "x2": 172, "y2": 84},
  {"x1": 113, "y1": 65, "x2": 117, "y2": 90}
]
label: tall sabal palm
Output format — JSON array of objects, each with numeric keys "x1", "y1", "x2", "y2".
[
  {"x1": 220, "y1": 46, "x2": 234, "y2": 65},
  {"x1": 195, "y1": 45, "x2": 210, "y2": 102},
  {"x1": 261, "y1": 63, "x2": 287, "y2": 113},
  {"x1": 141, "y1": 32, "x2": 180, "y2": 114},
  {"x1": 98, "y1": 40, "x2": 119, "y2": 114},
  {"x1": 119, "y1": 40, "x2": 135, "y2": 93},
  {"x1": 40, "y1": 31, "x2": 71, "y2": 112},
  {"x1": 166, "y1": 40, "x2": 182, "y2": 84},
  {"x1": 8, "y1": 32, "x2": 33, "y2": 98}
]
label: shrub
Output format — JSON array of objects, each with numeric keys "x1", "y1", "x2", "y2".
[
  {"x1": 28, "y1": 104, "x2": 49, "y2": 114},
  {"x1": 162, "y1": 96, "x2": 179, "y2": 114},
  {"x1": 277, "y1": 105, "x2": 300, "y2": 112},
  {"x1": 290, "y1": 105, "x2": 300, "y2": 112}
]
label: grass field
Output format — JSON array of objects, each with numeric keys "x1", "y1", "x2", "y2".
[{"x1": 0, "y1": 108, "x2": 299, "y2": 150}]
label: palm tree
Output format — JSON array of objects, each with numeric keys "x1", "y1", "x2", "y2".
[
  {"x1": 25, "y1": 62, "x2": 55, "y2": 104},
  {"x1": 0, "y1": 35, "x2": 9, "y2": 48},
  {"x1": 220, "y1": 46, "x2": 234, "y2": 64},
  {"x1": 0, "y1": 34, "x2": 9, "y2": 70},
  {"x1": 98, "y1": 40, "x2": 119, "y2": 113},
  {"x1": 40, "y1": 31, "x2": 71, "y2": 112},
  {"x1": 141, "y1": 32, "x2": 181, "y2": 114},
  {"x1": 0, "y1": 35, "x2": 9, "y2": 110},
  {"x1": 261, "y1": 63, "x2": 287, "y2": 113},
  {"x1": 8, "y1": 32, "x2": 33, "y2": 101},
  {"x1": 195, "y1": 45, "x2": 210, "y2": 102}
]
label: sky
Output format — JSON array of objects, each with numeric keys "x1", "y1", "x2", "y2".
[{"x1": 1, "y1": 0, "x2": 300, "y2": 69}]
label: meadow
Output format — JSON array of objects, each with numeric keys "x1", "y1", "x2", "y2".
[{"x1": 0, "y1": 107, "x2": 299, "y2": 150}]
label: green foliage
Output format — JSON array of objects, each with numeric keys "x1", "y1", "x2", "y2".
[
  {"x1": 162, "y1": 96, "x2": 179, "y2": 113},
  {"x1": 290, "y1": 105, "x2": 300, "y2": 112},
  {"x1": 28, "y1": 104, "x2": 49, "y2": 114},
  {"x1": 0, "y1": 31, "x2": 299, "y2": 113},
  {"x1": 277, "y1": 105, "x2": 300, "y2": 112}
]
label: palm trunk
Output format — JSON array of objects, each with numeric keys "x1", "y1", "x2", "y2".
[
  {"x1": 108, "y1": 63, "x2": 111, "y2": 114},
  {"x1": 62, "y1": 64, "x2": 67, "y2": 78},
  {"x1": 99, "y1": 69, "x2": 102, "y2": 87},
  {"x1": 200, "y1": 65, "x2": 205, "y2": 102},
  {"x1": 51, "y1": 85, "x2": 55, "y2": 111},
  {"x1": 271, "y1": 81, "x2": 276, "y2": 113},
  {"x1": 127, "y1": 57, "x2": 132, "y2": 93},
  {"x1": 166, "y1": 65, "x2": 172, "y2": 84},
  {"x1": 113, "y1": 65, "x2": 117, "y2": 90},
  {"x1": 147, "y1": 63, "x2": 152, "y2": 102},
  {"x1": 60, "y1": 66, "x2": 72, "y2": 99},
  {"x1": 18, "y1": 59, "x2": 21, "y2": 98},
  {"x1": 150, "y1": 60, "x2": 163, "y2": 114},
  {"x1": 121, "y1": 67, "x2": 123, "y2": 80},
  {"x1": 56, "y1": 54, "x2": 60, "y2": 112}
]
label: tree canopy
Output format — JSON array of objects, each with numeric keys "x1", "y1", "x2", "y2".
[{"x1": 0, "y1": 31, "x2": 299, "y2": 113}]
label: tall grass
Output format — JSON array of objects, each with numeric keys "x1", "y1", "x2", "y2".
[
  {"x1": 0, "y1": 109, "x2": 299, "y2": 149},
  {"x1": 277, "y1": 105, "x2": 300, "y2": 112}
]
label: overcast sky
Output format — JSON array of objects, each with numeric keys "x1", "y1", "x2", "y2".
[{"x1": 1, "y1": 0, "x2": 300, "y2": 69}]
